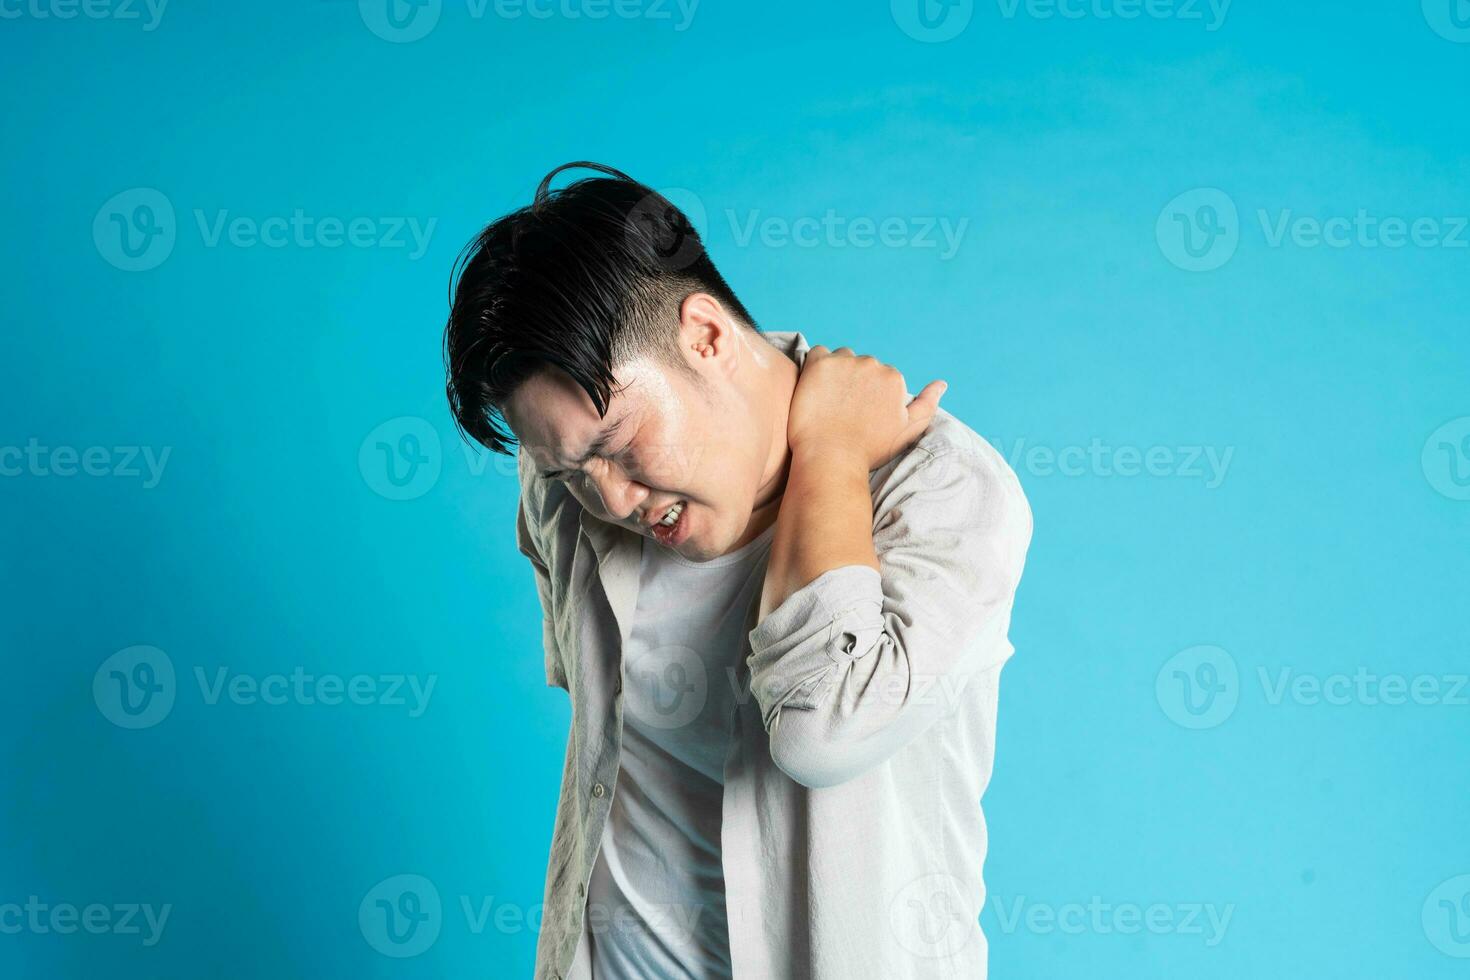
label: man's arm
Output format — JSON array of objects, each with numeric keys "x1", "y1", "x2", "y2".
[
  {"x1": 759, "y1": 344, "x2": 945, "y2": 618},
  {"x1": 748, "y1": 345, "x2": 1027, "y2": 788},
  {"x1": 756, "y1": 441, "x2": 879, "y2": 620},
  {"x1": 748, "y1": 443, "x2": 1032, "y2": 788}
]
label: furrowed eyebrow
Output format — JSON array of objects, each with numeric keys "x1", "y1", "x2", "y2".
[{"x1": 538, "y1": 414, "x2": 628, "y2": 479}]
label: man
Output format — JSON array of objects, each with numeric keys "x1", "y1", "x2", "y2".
[{"x1": 443, "y1": 162, "x2": 1033, "y2": 979}]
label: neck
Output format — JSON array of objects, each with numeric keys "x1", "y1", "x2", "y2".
[{"x1": 730, "y1": 337, "x2": 800, "y2": 549}]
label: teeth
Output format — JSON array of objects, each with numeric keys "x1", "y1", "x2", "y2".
[{"x1": 658, "y1": 501, "x2": 684, "y2": 526}]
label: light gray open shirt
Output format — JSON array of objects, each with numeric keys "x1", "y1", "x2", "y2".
[{"x1": 516, "y1": 330, "x2": 1034, "y2": 979}]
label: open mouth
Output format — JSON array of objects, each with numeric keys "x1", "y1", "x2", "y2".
[{"x1": 650, "y1": 500, "x2": 688, "y2": 545}]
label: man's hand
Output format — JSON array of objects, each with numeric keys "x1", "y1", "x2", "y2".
[
  {"x1": 787, "y1": 345, "x2": 948, "y2": 471},
  {"x1": 757, "y1": 346, "x2": 947, "y2": 620}
]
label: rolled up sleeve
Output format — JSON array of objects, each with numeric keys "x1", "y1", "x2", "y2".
[{"x1": 746, "y1": 444, "x2": 1032, "y2": 788}]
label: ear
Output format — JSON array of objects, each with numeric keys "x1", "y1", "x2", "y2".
[{"x1": 677, "y1": 292, "x2": 741, "y2": 379}]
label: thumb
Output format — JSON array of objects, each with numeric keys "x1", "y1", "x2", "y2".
[
  {"x1": 907, "y1": 380, "x2": 947, "y2": 423},
  {"x1": 899, "y1": 380, "x2": 947, "y2": 446}
]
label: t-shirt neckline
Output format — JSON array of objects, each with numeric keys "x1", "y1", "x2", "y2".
[{"x1": 652, "y1": 519, "x2": 778, "y2": 569}]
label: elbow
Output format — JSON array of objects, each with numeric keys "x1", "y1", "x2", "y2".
[{"x1": 766, "y1": 710, "x2": 869, "y2": 789}]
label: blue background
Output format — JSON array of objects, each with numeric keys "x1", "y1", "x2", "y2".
[{"x1": 3, "y1": 0, "x2": 1469, "y2": 976}]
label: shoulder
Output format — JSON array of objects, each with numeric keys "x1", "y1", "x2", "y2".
[
  {"x1": 870, "y1": 404, "x2": 1034, "y2": 558},
  {"x1": 515, "y1": 445, "x2": 581, "y2": 545}
]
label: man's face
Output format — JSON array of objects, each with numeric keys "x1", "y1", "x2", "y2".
[{"x1": 504, "y1": 318, "x2": 785, "y2": 562}]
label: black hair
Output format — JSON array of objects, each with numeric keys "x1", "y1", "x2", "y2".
[{"x1": 443, "y1": 161, "x2": 760, "y2": 455}]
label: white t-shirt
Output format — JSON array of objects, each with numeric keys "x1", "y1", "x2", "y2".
[{"x1": 580, "y1": 521, "x2": 778, "y2": 979}]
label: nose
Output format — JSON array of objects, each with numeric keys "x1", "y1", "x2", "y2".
[{"x1": 587, "y1": 467, "x2": 648, "y2": 522}]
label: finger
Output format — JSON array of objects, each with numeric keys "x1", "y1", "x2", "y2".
[
  {"x1": 887, "y1": 382, "x2": 943, "y2": 452},
  {"x1": 905, "y1": 379, "x2": 952, "y2": 408},
  {"x1": 906, "y1": 380, "x2": 948, "y2": 421}
]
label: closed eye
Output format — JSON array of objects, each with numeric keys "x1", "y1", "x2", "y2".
[{"x1": 540, "y1": 444, "x2": 633, "y2": 482}]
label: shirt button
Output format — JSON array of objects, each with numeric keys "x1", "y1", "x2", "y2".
[{"x1": 592, "y1": 782, "x2": 606, "y2": 798}]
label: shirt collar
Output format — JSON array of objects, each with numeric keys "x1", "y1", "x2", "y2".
[{"x1": 764, "y1": 329, "x2": 812, "y2": 370}]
